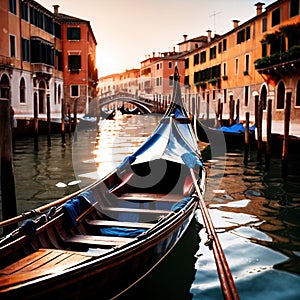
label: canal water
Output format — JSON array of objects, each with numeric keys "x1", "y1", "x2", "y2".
[{"x1": 3, "y1": 112, "x2": 300, "y2": 299}]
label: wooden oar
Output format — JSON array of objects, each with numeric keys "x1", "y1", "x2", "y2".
[
  {"x1": 182, "y1": 153, "x2": 239, "y2": 300},
  {"x1": 0, "y1": 189, "x2": 83, "y2": 229}
]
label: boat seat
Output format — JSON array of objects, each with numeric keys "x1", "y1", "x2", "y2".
[
  {"x1": 0, "y1": 249, "x2": 95, "y2": 289},
  {"x1": 64, "y1": 234, "x2": 134, "y2": 248},
  {"x1": 109, "y1": 172, "x2": 135, "y2": 196},
  {"x1": 86, "y1": 219, "x2": 154, "y2": 229},
  {"x1": 118, "y1": 193, "x2": 184, "y2": 202}
]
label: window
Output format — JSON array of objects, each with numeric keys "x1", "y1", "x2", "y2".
[
  {"x1": 246, "y1": 26, "x2": 251, "y2": 40},
  {"x1": 261, "y1": 85, "x2": 267, "y2": 110},
  {"x1": 194, "y1": 53, "x2": 199, "y2": 65},
  {"x1": 20, "y1": 78, "x2": 26, "y2": 103},
  {"x1": 244, "y1": 86, "x2": 249, "y2": 106},
  {"x1": 210, "y1": 46, "x2": 216, "y2": 59},
  {"x1": 9, "y1": 0, "x2": 17, "y2": 14},
  {"x1": 22, "y1": 38, "x2": 30, "y2": 62},
  {"x1": 223, "y1": 39, "x2": 227, "y2": 51},
  {"x1": 10, "y1": 35, "x2": 16, "y2": 58},
  {"x1": 224, "y1": 89, "x2": 227, "y2": 104},
  {"x1": 185, "y1": 58, "x2": 189, "y2": 69},
  {"x1": 296, "y1": 79, "x2": 300, "y2": 106},
  {"x1": 235, "y1": 58, "x2": 239, "y2": 75},
  {"x1": 272, "y1": 8, "x2": 281, "y2": 27},
  {"x1": 156, "y1": 63, "x2": 159, "y2": 70},
  {"x1": 31, "y1": 38, "x2": 54, "y2": 66},
  {"x1": 168, "y1": 61, "x2": 172, "y2": 69},
  {"x1": 68, "y1": 55, "x2": 81, "y2": 71},
  {"x1": 262, "y1": 17, "x2": 267, "y2": 32},
  {"x1": 237, "y1": 29, "x2": 245, "y2": 44},
  {"x1": 71, "y1": 85, "x2": 79, "y2": 97},
  {"x1": 184, "y1": 76, "x2": 189, "y2": 86},
  {"x1": 169, "y1": 75, "x2": 173, "y2": 86},
  {"x1": 245, "y1": 54, "x2": 250, "y2": 74},
  {"x1": 200, "y1": 51, "x2": 206, "y2": 63},
  {"x1": 277, "y1": 81, "x2": 285, "y2": 109},
  {"x1": 223, "y1": 62, "x2": 227, "y2": 76},
  {"x1": 290, "y1": 0, "x2": 300, "y2": 17},
  {"x1": 218, "y1": 42, "x2": 222, "y2": 53},
  {"x1": 20, "y1": 1, "x2": 29, "y2": 21},
  {"x1": 67, "y1": 27, "x2": 81, "y2": 40}
]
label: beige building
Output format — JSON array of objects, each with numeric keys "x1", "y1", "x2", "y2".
[{"x1": 182, "y1": 0, "x2": 300, "y2": 123}]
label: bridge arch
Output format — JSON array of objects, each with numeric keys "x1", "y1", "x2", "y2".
[{"x1": 99, "y1": 92, "x2": 153, "y2": 114}]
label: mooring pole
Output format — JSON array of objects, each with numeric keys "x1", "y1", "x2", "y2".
[
  {"x1": 265, "y1": 99, "x2": 272, "y2": 171},
  {"x1": 282, "y1": 93, "x2": 291, "y2": 179},
  {"x1": 34, "y1": 93, "x2": 38, "y2": 151},
  {"x1": 244, "y1": 112, "x2": 250, "y2": 165},
  {"x1": 46, "y1": 94, "x2": 51, "y2": 147},
  {"x1": 0, "y1": 99, "x2": 18, "y2": 234},
  {"x1": 61, "y1": 98, "x2": 66, "y2": 144}
]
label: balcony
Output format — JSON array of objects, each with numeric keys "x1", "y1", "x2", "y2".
[
  {"x1": 254, "y1": 46, "x2": 300, "y2": 77},
  {"x1": 0, "y1": 55, "x2": 12, "y2": 68},
  {"x1": 32, "y1": 63, "x2": 53, "y2": 77}
]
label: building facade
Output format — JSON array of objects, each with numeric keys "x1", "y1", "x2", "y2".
[
  {"x1": 0, "y1": 0, "x2": 63, "y2": 118},
  {"x1": 0, "y1": 0, "x2": 98, "y2": 127},
  {"x1": 182, "y1": 0, "x2": 300, "y2": 123}
]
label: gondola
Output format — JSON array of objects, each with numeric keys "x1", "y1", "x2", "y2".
[
  {"x1": 119, "y1": 104, "x2": 141, "y2": 115},
  {"x1": 197, "y1": 119, "x2": 256, "y2": 145},
  {"x1": 100, "y1": 108, "x2": 116, "y2": 120},
  {"x1": 0, "y1": 66, "x2": 206, "y2": 299}
]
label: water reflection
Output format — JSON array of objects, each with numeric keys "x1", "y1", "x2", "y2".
[{"x1": 5, "y1": 113, "x2": 300, "y2": 299}]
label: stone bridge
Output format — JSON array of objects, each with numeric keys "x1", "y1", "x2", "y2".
[{"x1": 98, "y1": 92, "x2": 155, "y2": 114}]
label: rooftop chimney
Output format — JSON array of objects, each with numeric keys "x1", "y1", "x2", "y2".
[
  {"x1": 207, "y1": 30, "x2": 212, "y2": 43},
  {"x1": 255, "y1": 2, "x2": 265, "y2": 15},
  {"x1": 183, "y1": 34, "x2": 188, "y2": 42},
  {"x1": 232, "y1": 20, "x2": 240, "y2": 29},
  {"x1": 53, "y1": 5, "x2": 59, "y2": 15}
]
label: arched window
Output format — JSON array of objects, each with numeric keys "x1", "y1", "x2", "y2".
[
  {"x1": 296, "y1": 79, "x2": 300, "y2": 107},
  {"x1": 260, "y1": 85, "x2": 267, "y2": 110},
  {"x1": 0, "y1": 74, "x2": 10, "y2": 99},
  {"x1": 277, "y1": 81, "x2": 285, "y2": 109},
  {"x1": 20, "y1": 77, "x2": 26, "y2": 103}
]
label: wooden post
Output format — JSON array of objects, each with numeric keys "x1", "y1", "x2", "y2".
[
  {"x1": 235, "y1": 99, "x2": 240, "y2": 122},
  {"x1": 61, "y1": 98, "x2": 65, "y2": 144},
  {"x1": 68, "y1": 105, "x2": 71, "y2": 137},
  {"x1": 34, "y1": 92, "x2": 38, "y2": 151},
  {"x1": 257, "y1": 100, "x2": 263, "y2": 162},
  {"x1": 46, "y1": 94, "x2": 51, "y2": 147},
  {"x1": 254, "y1": 95, "x2": 259, "y2": 125},
  {"x1": 229, "y1": 95, "x2": 234, "y2": 125},
  {"x1": 0, "y1": 99, "x2": 18, "y2": 233},
  {"x1": 219, "y1": 102, "x2": 223, "y2": 126},
  {"x1": 73, "y1": 99, "x2": 78, "y2": 142},
  {"x1": 265, "y1": 99, "x2": 272, "y2": 171},
  {"x1": 244, "y1": 112, "x2": 250, "y2": 165},
  {"x1": 282, "y1": 92, "x2": 291, "y2": 179},
  {"x1": 206, "y1": 93, "x2": 209, "y2": 120}
]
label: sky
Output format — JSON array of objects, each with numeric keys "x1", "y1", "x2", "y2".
[{"x1": 38, "y1": 0, "x2": 275, "y2": 77}]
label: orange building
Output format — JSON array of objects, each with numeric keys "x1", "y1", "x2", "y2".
[
  {"x1": 0, "y1": 1, "x2": 98, "y2": 130},
  {"x1": 182, "y1": 0, "x2": 300, "y2": 123},
  {"x1": 55, "y1": 6, "x2": 98, "y2": 115}
]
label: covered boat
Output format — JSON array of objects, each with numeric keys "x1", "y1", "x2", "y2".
[{"x1": 0, "y1": 67, "x2": 206, "y2": 299}]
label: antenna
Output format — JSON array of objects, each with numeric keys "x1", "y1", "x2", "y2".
[{"x1": 209, "y1": 11, "x2": 221, "y2": 34}]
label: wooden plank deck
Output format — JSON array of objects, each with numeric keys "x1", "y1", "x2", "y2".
[{"x1": 0, "y1": 249, "x2": 96, "y2": 290}]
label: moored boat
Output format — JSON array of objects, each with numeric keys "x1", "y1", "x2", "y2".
[{"x1": 0, "y1": 66, "x2": 206, "y2": 299}]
